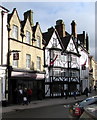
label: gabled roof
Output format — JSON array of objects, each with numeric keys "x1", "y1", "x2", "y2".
[
  {"x1": 61, "y1": 35, "x2": 79, "y2": 54},
  {"x1": 21, "y1": 19, "x2": 26, "y2": 33},
  {"x1": 32, "y1": 22, "x2": 42, "y2": 38},
  {"x1": 8, "y1": 8, "x2": 21, "y2": 24},
  {"x1": 0, "y1": 5, "x2": 9, "y2": 12},
  {"x1": 54, "y1": 29, "x2": 65, "y2": 49},
  {"x1": 21, "y1": 18, "x2": 31, "y2": 32},
  {"x1": 61, "y1": 35, "x2": 71, "y2": 50},
  {"x1": 43, "y1": 27, "x2": 64, "y2": 49}
]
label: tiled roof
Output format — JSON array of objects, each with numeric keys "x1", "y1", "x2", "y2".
[
  {"x1": 77, "y1": 33, "x2": 84, "y2": 44},
  {"x1": 32, "y1": 22, "x2": 40, "y2": 37},
  {"x1": 61, "y1": 35, "x2": 71, "y2": 50},
  {"x1": 21, "y1": 19, "x2": 26, "y2": 32},
  {"x1": 42, "y1": 27, "x2": 54, "y2": 46}
]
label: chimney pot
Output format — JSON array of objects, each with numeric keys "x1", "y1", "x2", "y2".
[
  {"x1": 24, "y1": 10, "x2": 34, "y2": 26},
  {"x1": 71, "y1": 20, "x2": 77, "y2": 38},
  {"x1": 55, "y1": 19, "x2": 66, "y2": 38}
]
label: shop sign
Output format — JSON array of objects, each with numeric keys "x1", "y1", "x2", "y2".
[
  {"x1": 12, "y1": 71, "x2": 44, "y2": 79},
  {"x1": 12, "y1": 71, "x2": 36, "y2": 78},
  {"x1": 36, "y1": 74, "x2": 44, "y2": 79}
]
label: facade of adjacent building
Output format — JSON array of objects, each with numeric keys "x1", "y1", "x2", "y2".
[
  {"x1": 77, "y1": 31, "x2": 89, "y2": 92},
  {"x1": 7, "y1": 8, "x2": 45, "y2": 103},
  {"x1": 0, "y1": 6, "x2": 9, "y2": 102},
  {"x1": 89, "y1": 56, "x2": 97, "y2": 88},
  {"x1": 56, "y1": 20, "x2": 90, "y2": 93},
  {"x1": 43, "y1": 20, "x2": 81, "y2": 97},
  {"x1": 43, "y1": 19, "x2": 90, "y2": 97}
]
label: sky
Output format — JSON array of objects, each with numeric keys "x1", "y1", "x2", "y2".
[{"x1": 1, "y1": 2, "x2": 95, "y2": 58}]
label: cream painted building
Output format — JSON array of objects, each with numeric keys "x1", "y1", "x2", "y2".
[
  {"x1": 8, "y1": 8, "x2": 45, "y2": 103},
  {"x1": 89, "y1": 56, "x2": 97, "y2": 88}
]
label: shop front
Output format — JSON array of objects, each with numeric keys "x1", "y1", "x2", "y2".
[{"x1": 8, "y1": 69, "x2": 45, "y2": 104}]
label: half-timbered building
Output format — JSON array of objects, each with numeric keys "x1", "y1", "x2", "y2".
[
  {"x1": 43, "y1": 25, "x2": 81, "y2": 97},
  {"x1": 43, "y1": 19, "x2": 90, "y2": 97},
  {"x1": 78, "y1": 31, "x2": 89, "y2": 93}
]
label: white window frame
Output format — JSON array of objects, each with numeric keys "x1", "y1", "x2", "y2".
[
  {"x1": 72, "y1": 55, "x2": 77, "y2": 63},
  {"x1": 12, "y1": 60, "x2": 18, "y2": 68},
  {"x1": 12, "y1": 25, "x2": 18, "y2": 39},
  {"x1": 26, "y1": 54, "x2": 31, "y2": 69},
  {"x1": 26, "y1": 31, "x2": 31, "y2": 44}
]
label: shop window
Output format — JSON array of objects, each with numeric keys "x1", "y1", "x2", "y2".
[
  {"x1": 52, "y1": 84, "x2": 60, "y2": 93},
  {"x1": 12, "y1": 25, "x2": 18, "y2": 39}
]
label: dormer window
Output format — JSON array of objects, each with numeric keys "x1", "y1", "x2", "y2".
[
  {"x1": 12, "y1": 25, "x2": 18, "y2": 40},
  {"x1": 37, "y1": 36, "x2": 41, "y2": 48},
  {"x1": 26, "y1": 31, "x2": 31, "y2": 44}
]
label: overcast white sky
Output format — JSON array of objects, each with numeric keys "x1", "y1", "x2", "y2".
[{"x1": 2, "y1": 2, "x2": 95, "y2": 58}]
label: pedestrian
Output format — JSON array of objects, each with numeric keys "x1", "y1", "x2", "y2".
[
  {"x1": 94, "y1": 85, "x2": 96, "y2": 91},
  {"x1": 84, "y1": 87, "x2": 89, "y2": 97},
  {"x1": 23, "y1": 88, "x2": 28, "y2": 105},
  {"x1": 61, "y1": 87, "x2": 64, "y2": 98},
  {"x1": 89, "y1": 86, "x2": 92, "y2": 93},
  {"x1": 65, "y1": 89, "x2": 68, "y2": 99},
  {"x1": 18, "y1": 87, "x2": 23, "y2": 104},
  {"x1": 73, "y1": 91, "x2": 76, "y2": 100},
  {"x1": 27, "y1": 88, "x2": 32, "y2": 103},
  {"x1": 37, "y1": 88, "x2": 44, "y2": 100},
  {"x1": 14, "y1": 88, "x2": 20, "y2": 104}
]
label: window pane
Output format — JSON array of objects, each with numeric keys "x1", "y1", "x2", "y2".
[
  {"x1": 26, "y1": 31, "x2": 30, "y2": 44},
  {"x1": 53, "y1": 38, "x2": 57, "y2": 47},
  {"x1": 12, "y1": 60, "x2": 18, "y2": 67},
  {"x1": 12, "y1": 25, "x2": 18, "y2": 39},
  {"x1": 26, "y1": 54, "x2": 31, "y2": 68},
  {"x1": 37, "y1": 36, "x2": 41, "y2": 48},
  {"x1": 72, "y1": 55, "x2": 77, "y2": 63},
  {"x1": 37, "y1": 56, "x2": 41, "y2": 70}
]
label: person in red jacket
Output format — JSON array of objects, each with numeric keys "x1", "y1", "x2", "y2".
[{"x1": 27, "y1": 88, "x2": 32, "y2": 103}]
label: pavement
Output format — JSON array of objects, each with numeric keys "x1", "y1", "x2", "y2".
[{"x1": 1, "y1": 90, "x2": 97, "y2": 114}]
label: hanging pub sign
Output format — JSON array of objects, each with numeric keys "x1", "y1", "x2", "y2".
[{"x1": 13, "y1": 52, "x2": 19, "y2": 60}]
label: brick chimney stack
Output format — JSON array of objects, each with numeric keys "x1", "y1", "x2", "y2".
[
  {"x1": 24, "y1": 10, "x2": 34, "y2": 26},
  {"x1": 55, "y1": 19, "x2": 66, "y2": 38},
  {"x1": 86, "y1": 33, "x2": 89, "y2": 52},
  {"x1": 71, "y1": 20, "x2": 77, "y2": 38}
]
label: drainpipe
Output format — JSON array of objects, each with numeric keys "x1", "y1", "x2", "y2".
[{"x1": 1, "y1": 11, "x2": 4, "y2": 65}]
